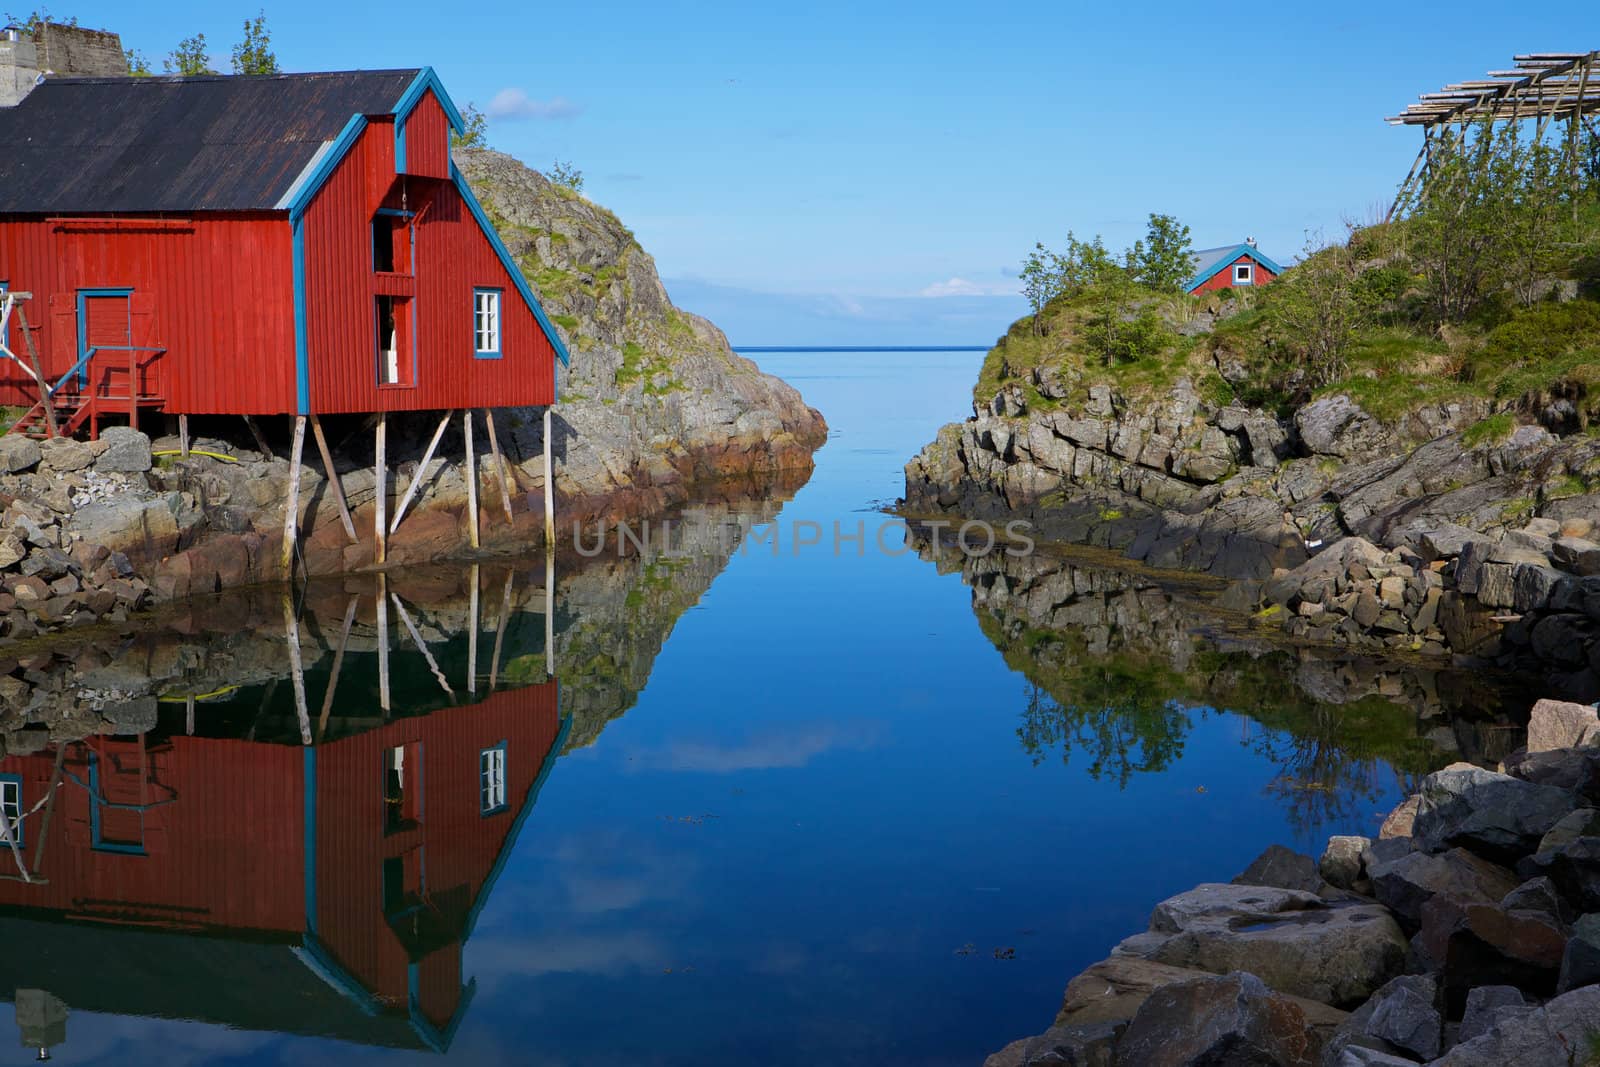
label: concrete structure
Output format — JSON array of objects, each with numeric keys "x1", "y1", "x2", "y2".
[{"x1": 0, "y1": 22, "x2": 127, "y2": 107}]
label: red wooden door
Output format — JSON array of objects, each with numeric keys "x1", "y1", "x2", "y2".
[{"x1": 80, "y1": 291, "x2": 131, "y2": 390}]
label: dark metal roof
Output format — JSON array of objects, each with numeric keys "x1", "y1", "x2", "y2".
[{"x1": 0, "y1": 69, "x2": 421, "y2": 214}]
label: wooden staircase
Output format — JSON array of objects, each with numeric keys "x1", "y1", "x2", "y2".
[{"x1": 8, "y1": 389, "x2": 166, "y2": 440}]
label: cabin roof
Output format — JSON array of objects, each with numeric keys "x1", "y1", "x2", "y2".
[
  {"x1": 1185, "y1": 242, "x2": 1285, "y2": 291},
  {"x1": 0, "y1": 70, "x2": 422, "y2": 213}
]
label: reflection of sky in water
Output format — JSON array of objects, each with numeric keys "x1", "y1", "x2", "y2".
[{"x1": 9, "y1": 351, "x2": 1435, "y2": 1066}]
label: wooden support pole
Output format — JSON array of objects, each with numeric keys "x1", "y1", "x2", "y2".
[
  {"x1": 281, "y1": 415, "x2": 306, "y2": 576},
  {"x1": 317, "y1": 596, "x2": 359, "y2": 743},
  {"x1": 390, "y1": 409, "x2": 452, "y2": 534},
  {"x1": 243, "y1": 414, "x2": 273, "y2": 460},
  {"x1": 542, "y1": 407, "x2": 555, "y2": 550},
  {"x1": 178, "y1": 414, "x2": 190, "y2": 458},
  {"x1": 311, "y1": 414, "x2": 358, "y2": 544},
  {"x1": 284, "y1": 591, "x2": 311, "y2": 746},
  {"x1": 374, "y1": 414, "x2": 388, "y2": 565},
  {"x1": 464, "y1": 409, "x2": 480, "y2": 549},
  {"x1": 484, "y1": 410, "x2": 515, "y2": 522},
  {"x1": 490, "y1": 568, "x2": 513, "y2": 689},
  {"x1": 467, "y1": 563, "x2": 480, "y2": 694},
  {"x1": 185, "y1": 696, "x2": 195, "y2": 735},
  {"x1": 14, "y1": 307, "x2": 56, "y2": 438},
  {"x1": 392, "y1": 592, "x2": 455, "y2": 697},
  {"x1": 545, "y1": 545, "x2": 555, "y2": 678},
  {"x1": 30, "y1": 746, "x2": 65, "y2": 876},
  {"x1": 377, "y1": 573, "x2": 391, "y2": 713}
]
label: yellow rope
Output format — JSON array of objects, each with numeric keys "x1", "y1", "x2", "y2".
[
  {"x1": 152, "y1": 449, "x2": 238, "y2": 463},
  {"x1": 156, "y1": 684, "x2": 242, "y2": 703}
]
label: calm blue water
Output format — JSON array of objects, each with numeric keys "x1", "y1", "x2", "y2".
[{"x1": 1, "y1": 351, "x2": 1466, "y2": 1065}]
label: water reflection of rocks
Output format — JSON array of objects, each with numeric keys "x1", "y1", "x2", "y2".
[
  {"x1": 0, "y1": 487, "x2": 791, "y2": 1058},
  {"x1": 912, "y1": 531, "x2": 1530, "y2": 837}
]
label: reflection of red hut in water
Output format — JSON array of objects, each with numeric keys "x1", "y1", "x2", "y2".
[{"x1": 0, "y1": 680, "x2": 564, "y2": 1051}]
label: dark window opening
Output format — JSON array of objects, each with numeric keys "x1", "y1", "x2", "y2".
[{"x1": 373, "y1": 218, "x2": 396, "y2": 273}]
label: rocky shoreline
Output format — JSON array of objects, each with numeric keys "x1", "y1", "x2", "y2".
[
  {"x1": 984, "y1": 697, "x2": 1600, "y2": 1067},
  {"x1": 903, "y1": 379, "x2": 1600, "y2": 689}
]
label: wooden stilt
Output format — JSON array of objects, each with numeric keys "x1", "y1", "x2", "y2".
[
  {"x1": 185, "y1": 695, "x2": 195, "y2": 735},
  {"x1": 390, "y1": 409, "x2": 452, "y2": 534},
  {"x1": 29, "y1": 746, "x2": 65, "y2": 875},
  {"x1": 317, "y1": 596, "x2": 359, "y2": 742},
  {"x1": 467, "y1": 563, "x2": 480, "y2": 694},
  {"x1": 281, "y1": 415, "x2": 306, "y2": 575},
  {"x1": 243, "y1": 414, "x2": 273, "y2": 459},
  {"x1": 178, "y1": 414, "x2": 190, "y2": 458},
  {"x1": 374, "y1": 414, "x2": 388, "y2": 565},
  {"x1": 283, "y1": 592, "x2": 311, "y2": 745},
  {"x1": 545, "y1": 545, "x2": 555, "y2": 678},
  {"x1": 377, "y1": 573, "x2": 391, "y2": 713},
  {"x1": 542, "y1": 407, "x2": 555, "y2": 549},
  {"x1": 464, "y1": 409, "x2": 480, "y2": 549},
  {"x1": 484, "y1": 410, "x2": 515, "y2": 522},
  {"x1": 392, "y1": 592, "x2": 455, "y2": 697},
  {"x1": 14, "y1": 307, "x2": 57, "y2": 439},
  {"x1": 490, "y1": 569, "x2": 514, "y2": 689},
  {"x1": 310, "y1": 415, "x2": 358, "y2": 544}
]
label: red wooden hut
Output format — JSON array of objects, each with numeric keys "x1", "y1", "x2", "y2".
[
  {"x1": 1184, "y1": 240, "x2": 1283, "y2": 295},
  {"x1": 0, "y1": 67, "x2": 567, "y2": 431},
  {"x1": 0, "y1": 68, "x2": 569, "y2": 563},
  {"x1": 0, "y1": 680, "x2": 566, "y2": 1053}
]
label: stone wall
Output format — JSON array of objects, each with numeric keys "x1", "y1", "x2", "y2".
[{"x1": 33, "y1": 23, "x2": 127, "y2": 77}]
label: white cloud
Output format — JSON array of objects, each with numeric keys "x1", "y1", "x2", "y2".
[
  {"x1": 485, "y1": 88, "x2": 583, "y2": 121},
  {"x1": 918, "y1": 277, "x2": 1017, "y2": 298}
]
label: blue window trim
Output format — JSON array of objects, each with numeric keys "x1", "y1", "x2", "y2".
[
  {"x1": 473, "y1": 288, "x2": 503, "y2": 359},
  {"x1": 0, "y1": 774, "x2": 22, "y2": 848},
  {"x1": 87, "y1": 753, "x2": 147, "y2": 856},
  {"x1": 450, "y1": 161, "x2": 570, "y2": 370},
  {"x1": 74, "y1": 287, "x2": 133, "y2": 389},
  {"x1": 479, "y1": 741, "x2": 508, "y2": 816}
]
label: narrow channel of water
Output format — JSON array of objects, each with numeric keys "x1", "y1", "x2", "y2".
[{"x1": 0, "y1": 350, "x2": 1521, "y2": 1065}]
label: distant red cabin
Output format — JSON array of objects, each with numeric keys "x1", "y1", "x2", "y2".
[
  {"x1": 0, "y1": 68, "x2": 568, "y2": 433},
  {"x1": 0, "y1": 680, "x2": 566, "y2": 1052},
  {"x1": 1185, "y1": 241, "x2": 1283, "y2": 295}
]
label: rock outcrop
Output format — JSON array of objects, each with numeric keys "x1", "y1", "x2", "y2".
[
  {"x1": 455, "y1": 148, "x2": 826, "y2": 529},
  {"x1": 904, "y1": 376, "x2": 1600, "y2": 682},
  {"x1": 982, "y1": 704, "x2": 1600, "y2": 1067}
]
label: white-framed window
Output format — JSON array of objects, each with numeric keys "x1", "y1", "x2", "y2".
[
  {"x1": 1234, "y1": 264, "x2": 1254, "y2": 285},
  {"x1": 0, "y1": 778, "x2": 21, "y2": 846},
  {"x1": 474, "y1": 289, "x2": 502, "y2": 357},
  {"x1": 480, "y1": 746, "x2": 506, "y2": 813}
]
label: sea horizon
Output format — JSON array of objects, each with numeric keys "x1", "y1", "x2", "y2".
[{"x1": 734, "y1": 344, "x2": 990, "y2": 353}]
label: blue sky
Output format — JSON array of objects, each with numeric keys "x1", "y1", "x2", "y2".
[{"x1": 44, "y1": 1, "x2": 1595, "y2": 344}]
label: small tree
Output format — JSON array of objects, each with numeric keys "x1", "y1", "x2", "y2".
[
  {"x1": 164, "y1": 33, "x2": 213, "y2": 75},
  {"x1": 230, "y1": 10, "x2": 279, "y2": 75},
  {"x1": 1131, "y1": 213, "x2": 1194, "y2": 292},
  {"x1": 1019, "y1": 242, "x2": 1058, "y2": 334},
  {"x1": 124, "y1": 48, "x2": 152, "y2": 76},
  {"x1": 1268, "y1": 230, "x2": 1368, "y2": 388},
  {"x1": 549, "y1": 159, "x2": 584, "y2": 193},
  {"x1": 451, "y1": 103, "x2": 488, "y2": 149}
]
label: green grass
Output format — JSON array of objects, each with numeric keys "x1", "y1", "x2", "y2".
[{"x1": 1461, "y1": 412, "x2": 1515, "y2": 448}]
